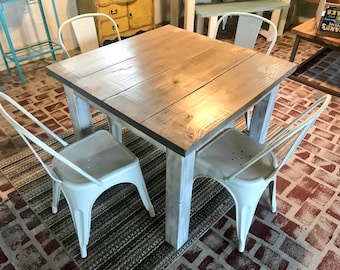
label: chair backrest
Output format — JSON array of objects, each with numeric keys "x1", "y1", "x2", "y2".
[
  {"x1": 58, "y1": 13, "x2": 121, "y2": 58},
  {"x1": 0, "y1": 92, "x2": 102, "y2": 185},
  {"x1": 212, "y1": 12, "x2": 278, "y2": 55},
  {"x1": 224, "y1": 94, "x2": 331, "y2": 181}
]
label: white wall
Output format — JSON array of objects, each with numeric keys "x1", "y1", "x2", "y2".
[
  {"x1": 0, "y1": 0, "x2": 178, "y2": 71},
  {"x1": 0, "y1": 0, "x2": 79, "y2": 70}
]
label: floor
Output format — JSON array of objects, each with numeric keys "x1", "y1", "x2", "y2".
[{"x1": 0, "y1": 27, "x2": 340, "y2": 270}]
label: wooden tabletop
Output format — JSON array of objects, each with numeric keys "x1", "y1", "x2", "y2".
[
  {"x1": 46, "y1": 25, "x2": 296, "y2": 156},
  {"x1": 292, "y1": 18, "x2": 340, "y2": 48}
]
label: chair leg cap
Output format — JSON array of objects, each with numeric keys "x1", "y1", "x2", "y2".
[{"x1": 52, "y1": 206, "x2": 58, "y2": 214}]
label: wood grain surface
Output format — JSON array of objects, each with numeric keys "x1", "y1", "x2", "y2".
[{"x1": 47, "y1": 25, "x2": 296, "y2": 156}]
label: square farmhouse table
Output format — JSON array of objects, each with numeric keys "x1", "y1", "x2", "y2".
[{"x1": 46, "y1": 25, "x2": 296, "y2": 250}]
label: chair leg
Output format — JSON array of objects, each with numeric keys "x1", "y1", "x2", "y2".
[
  {"x1": 131, "y1": 166, "x2": 155, "y2": 217},
  {"x1": 245, "y1": 111, "x2": 251, "y2": 131},
  {"x1": 226, "y1": 182, "x2": 269, "y2": 252},
  {"x1": 135, "y1": 182, "x2": 155, "y2": 217},
  {"x1": 63, "y1": 189, "x2": 96, "y2": 258},
  {"x1": 70, "y1": 207, "x2": 92, "y2": 258},
  {"x1": 52, "y1": 181, "x2": 61, "y2": 214},
  {"x1": 64, "y1": 197, "x2": 93, "y2": 258},
  {"x1": 234, "y1": 196, "x2": 260, "y2": 252},
  {"x1": 269, "y1": 180, "x2": 277, "y2": 213},
  {"x1": 106, "y1": 116, "x2": 123, "y2": 142}
]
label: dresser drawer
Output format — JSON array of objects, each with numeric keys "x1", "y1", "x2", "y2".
[
  {"x1": 97, "y1": 4, "x2": 128, "y2": 19},
  {"x1": 77, "y1": 0, "x2": 154, "y2": 38},
  {"x1": 100, "y1": 16, "x2": 129, "y2": 37},
  {"x1": 97, "y1": 0, "x2": 135, "y2": 5}
]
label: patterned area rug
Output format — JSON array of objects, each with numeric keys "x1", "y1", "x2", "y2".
[
  {"x1": 0, "y1": 118, "x2": 234, "y2": 270},
  {"x1": 291, "y1": 49, "x2": 340, "y2": 97}
]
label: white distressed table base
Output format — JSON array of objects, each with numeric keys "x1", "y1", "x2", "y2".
[
  {"x1": 165, "y1": 149, "x2": 195, "y2": 248},
  {"x1": 64, "y1": 85, "x2": 93, "y2": 140},
  {"x1": 249, "y1": 85, "x2": 279, "y2": 143}
]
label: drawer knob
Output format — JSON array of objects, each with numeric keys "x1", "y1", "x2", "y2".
[{"x1": 110, "y1": 9, "x2": 118, "y2": 15}]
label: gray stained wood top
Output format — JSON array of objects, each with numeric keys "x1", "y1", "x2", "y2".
[{"x1": 46, "y1": 25, "x2": 297, "y2": 156}]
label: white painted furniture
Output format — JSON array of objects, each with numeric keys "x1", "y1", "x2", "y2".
[
  {"x1": 59, "y1": 13, "x2": 123, "y2": 140},
  {"x1": 170, "y1": 0, "x2": 196, "y2": 31},
  {"x1": 212, "y1": 12, "x2": 278, "y2": 130},
  {"x1": 58, "y1": 13, "x2": 121, "y2": 58},
  {"x1": 211, "y1": 12, "x2": 278, "y2": 54},
  {"x1": 194, "y1": 94, "x2": 331, "y2": 252},
  {"x1": 195, "y1": 0, "x2": 290, "y2": 39},
  {"x1": 170, "y1": 0, "x2": 290, "y2": 37},
  {"x1": 0, "y1": 92, "x2": 155, "y2": 258},
  {"x1": 46, "y1": 25, "x2": 296, "y2": 250}
]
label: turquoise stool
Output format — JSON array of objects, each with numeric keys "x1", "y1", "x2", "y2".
[
  {"x1": 0, "y1": 42, "x2": 11, "y2": 76},
  {"x1": 0, "y1": 0, "x2": 62, "y2": 84}
]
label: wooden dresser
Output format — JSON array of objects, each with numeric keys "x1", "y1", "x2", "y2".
[{"x1": 76, "y1": 0, "x2": 154, "y2": 44}]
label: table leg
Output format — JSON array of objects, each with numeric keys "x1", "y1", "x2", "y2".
[
  {"x1": 170, "y1": 0, "x2": 180, "y2": 27},
  {"x1": 248, "y1": 85, "x2": 279, "y2": 143},
  {"x1": 268, "y1": 9, "x2": 281, "y2": 41},
  {"x1": 207, "y1": 16, "x2": 218, "y2": 38},
  {"x1": 277, "y1": 7, "x2": 289, "y2": 36},
  {"x1": 289, "y1": 35, "x2": 300, "y2": 62},
  {"x1": 165, "y1": 149, "x2": 195, "y2": 249},
  {"x1": 184, "y1": 0, "x2": 195, "y2": 32},
  {"x1": 64, "y1": 85, "x2": 93, "y2": 140},
  {"x1": 106, "y1": 117, "x2": 123, "y2": 142}
]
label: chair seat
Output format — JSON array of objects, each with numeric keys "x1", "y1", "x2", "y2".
[
  {"x1": 196, "y1": 129, "x2": 277, "y2": 181},
  {"x1": 53, "y1": 130, "x2": 137, "y2": 185},
  {"x1": 194, "y1": 95, "x2": 331, "y2": 252},
  {"x1": 0, "y1": 91, "x2": 155, "y2": 258}
]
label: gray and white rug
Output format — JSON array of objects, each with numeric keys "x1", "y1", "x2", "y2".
[{"x1": 0, "y1": 119, "x2": 234, "y2": 270}]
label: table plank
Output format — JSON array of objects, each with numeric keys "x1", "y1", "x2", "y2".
[
  {"x1": 75, "y1": 38, "x2": 247, "y2": 101},
  {"x1": 47, "y1": 25, "x2": 238, "y2": 101},
  {"x1": 47, "y1": 26, "x2": 221, "y2": 81},
  {"x1": 142, "y1": 53, "x2": 296, "y2": 155},
  {"x1": 103, "y1": 43, "x2": 255, "y2": 123}
]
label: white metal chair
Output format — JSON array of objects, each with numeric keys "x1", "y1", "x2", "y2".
[
  {"x1": 212, "y1": 12, "x2": 278, "y2": 131},
  {"x1": 194, "y1": 94, "x2": 331, "y2": 252},
  {"x1": 58, "y1": 13, "x2": 121, "y2": 58},
  {"x1": 0, "y1": 92, "x2": 155, "y2": 258},
  {"x1": 212, "y1": 12, "x2": 278, "y2": 55},
  {"x1": 58, "y1": 13, "x2": 122, "y2": 139}
]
